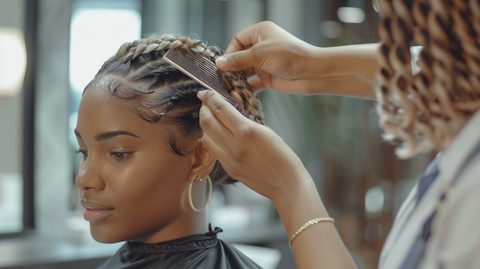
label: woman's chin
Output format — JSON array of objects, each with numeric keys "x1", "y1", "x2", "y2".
[
  {"x1": 91, "y1": 234, "x2": 118, "y2": 243},
  {"x1": 90, "y1": 227, "x2": 123, "y2": 243}
]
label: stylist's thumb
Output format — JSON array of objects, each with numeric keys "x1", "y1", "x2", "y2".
[{"x1": 216, "y1": 49, "x2": 257, "y2": 71}]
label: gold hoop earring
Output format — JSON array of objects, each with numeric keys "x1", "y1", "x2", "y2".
[{"x1": 188, "y1": 175, "x2": 212, "y2": 212}]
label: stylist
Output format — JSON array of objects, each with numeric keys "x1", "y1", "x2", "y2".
[{"x1": 198, "y1": 1, "x2": 480, "y2": 268}]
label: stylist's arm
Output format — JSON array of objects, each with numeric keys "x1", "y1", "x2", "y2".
[
  {"x1": 216, "y1": 21, "x2": 379, "y2": 100},
  {"x1": 197, "y1": 90, "x2": 357, "y2": 269}
]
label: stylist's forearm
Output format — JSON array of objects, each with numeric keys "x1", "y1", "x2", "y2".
[
  {"x1": 272, "y1": 171, "x2": 358, "y2": 269},
  {"x1": 305, "y1": 43, "x2": 379, "y2": 100}
]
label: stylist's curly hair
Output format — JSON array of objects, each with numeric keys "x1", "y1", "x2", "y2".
[
  {"x1": 88, "y1": 34, "x2": 264, "y2": 185},
  {"x1": 376, "y1": 0, "x2": 480, "y2": 158}
]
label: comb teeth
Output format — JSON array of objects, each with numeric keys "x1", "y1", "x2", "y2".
[{"x1": 163, "y1": 48, "x2": 238, "y2": 106}]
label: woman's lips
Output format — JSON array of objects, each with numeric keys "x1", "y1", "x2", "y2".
[{"x1": 81, "y1": 200, "x2": 114, "y2": 223}]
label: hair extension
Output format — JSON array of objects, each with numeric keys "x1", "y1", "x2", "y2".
[
  {"x1": 375, "y1": 0, "x2": 480, "y2": 158},
  {"x1": 86, "y1": 35, "x2": 265, "y2": 185}
]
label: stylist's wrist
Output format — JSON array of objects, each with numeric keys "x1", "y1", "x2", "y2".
[
  {"x1": 268, "y1": 164, "x2": 313, "y2": 204},
  {"x1": 271, "y1": 168, "x2": 331, "y2": 234}
]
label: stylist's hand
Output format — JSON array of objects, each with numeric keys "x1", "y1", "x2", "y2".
[
  {"x1": 198, "y1": 90, "x2": 358, "y2": 269},
  {"x1": 197, "y1": 90, "x2": 310, "y2": 201},
  {"x1": 216, "y1": 21, "x2": 321, "y2": 95},
  {"x1": 218, "y1": 21, "x2": 380, "y2": 100}
]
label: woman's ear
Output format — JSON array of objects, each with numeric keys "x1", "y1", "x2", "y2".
[{"x1": 190, "y1": 139, "x2": 216, "y2": 180}]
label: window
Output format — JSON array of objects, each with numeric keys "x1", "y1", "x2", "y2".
[
  {"x1": 69, "y1": 0, "x2": 141, "y2": 179},
  {"x1": 0, "y1": 0, "x2": 31, "y2": 235}
]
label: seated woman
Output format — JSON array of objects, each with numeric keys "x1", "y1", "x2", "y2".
[{"x1": 74, "y1": 34, "x2": 264, "y2": 269}]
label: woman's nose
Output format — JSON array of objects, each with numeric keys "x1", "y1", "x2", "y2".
[{"x1": 76, "y1": 156, "x2": 106, "y2": 191}]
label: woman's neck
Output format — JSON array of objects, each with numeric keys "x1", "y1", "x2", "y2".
[{"x1": 130, "y1": 211, "x2": 208, "y2": 244}]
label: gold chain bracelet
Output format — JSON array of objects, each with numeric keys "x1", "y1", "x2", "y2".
[{"x1": 289, "y1": 217, "x2": 334, "y2": 248}]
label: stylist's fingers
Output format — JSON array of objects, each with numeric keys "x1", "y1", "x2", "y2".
[
  {"x1": 198, "y1": 90, "x2": 248, "y2": 133},
  {"x1": 200, "y1": 132, "x2": 229, "y2": 162},
  {"x1": 216, "y1": 48, "x2": 260, "y2": 71},
  {"x1": 243, "y1": 67, "x2": 256, "y2": 78},
  {"x1": 198, "y1": 102, "x2": 234, "y2": 147},
  {"x1": 248, "y1": 77, "x2": 267, "y2": 92},
  {"x1": 224, "y1": 23, "x2": 262, "y2": 54}
]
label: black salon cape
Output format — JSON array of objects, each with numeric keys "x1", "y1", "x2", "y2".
[{"x1": 96, "y1": 227, "x2": 263, "y2": 269}]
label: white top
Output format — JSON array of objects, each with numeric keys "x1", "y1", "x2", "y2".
[{"x1": 379, "y1": 108, "x2": 480, "y2": 268}]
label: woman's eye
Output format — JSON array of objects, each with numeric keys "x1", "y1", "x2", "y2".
[
  {"x1": 76, "y1": 149, "x2": 88, "y2": 159},
  {"x1": 112, "y1": 152, "x2": 131, "y2": 160}
]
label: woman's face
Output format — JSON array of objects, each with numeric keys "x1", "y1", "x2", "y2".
[{"x1": 75, "y1": 77, "x2": 201, "y2": 243}]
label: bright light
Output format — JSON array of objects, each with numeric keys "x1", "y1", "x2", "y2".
[
  {"x1": 69, "y1": 9, "x2": 141, "y2": 93},
  {"x1": 337, "y1": 7, "x2": 365, "y2": 24},
  {"x1": 410, "y1": 46, "x2": 423, "y2": 75},
  {"x1": 365, "y1": 186, "x2": 384, "y2": 213},
  {"x1": 0, "y1": 27, "x2": 26, "y2": 96}
]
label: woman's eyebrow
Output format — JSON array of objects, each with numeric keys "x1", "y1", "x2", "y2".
[
  {"x1": 74, "y1": 129, "x2": 83, "y2": 139},
  {"x1": 74, "y1": 129, "x2": 140, "y2": 141},
  {"x1": 95, "y1": 131, "x2": 141, "y2": 141}
]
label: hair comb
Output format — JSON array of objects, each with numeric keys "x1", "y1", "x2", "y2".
[{"x1": 163, "y1": 48, "x2": 239, "y2": 107}]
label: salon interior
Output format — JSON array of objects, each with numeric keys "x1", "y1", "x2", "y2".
[{"x1": 0, "y1": 0, "x2": 435, "y2": 268}]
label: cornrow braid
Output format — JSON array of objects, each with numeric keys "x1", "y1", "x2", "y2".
[
  {"x1": 87, "y1": 34, "x2": 265, "y2": 185},
  {"x1": 97, "y1": 35, "x2": 264, "y2": 124},
  {"x1": 376, "y1": 0, "x2": 480, "y2": 158}
]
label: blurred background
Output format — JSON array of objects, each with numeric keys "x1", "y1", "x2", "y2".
[{"x1": 0, "y1": 0, "x2": 434, "y2": 268}]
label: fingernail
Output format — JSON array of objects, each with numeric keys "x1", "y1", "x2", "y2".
[
  {"x1": 216, "y1": 57, "x2": 227, "y2": 69},
  {"x1": 197, "y1": 91, "x2": 206, "y2": 99}
]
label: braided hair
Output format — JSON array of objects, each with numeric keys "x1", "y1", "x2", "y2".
[
  {"x1": 376, "y1": 0, "x2": 480, "y2": 158},
  {"x1": 87, "y1": 34, "x2": 264, "y2": 185}
]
